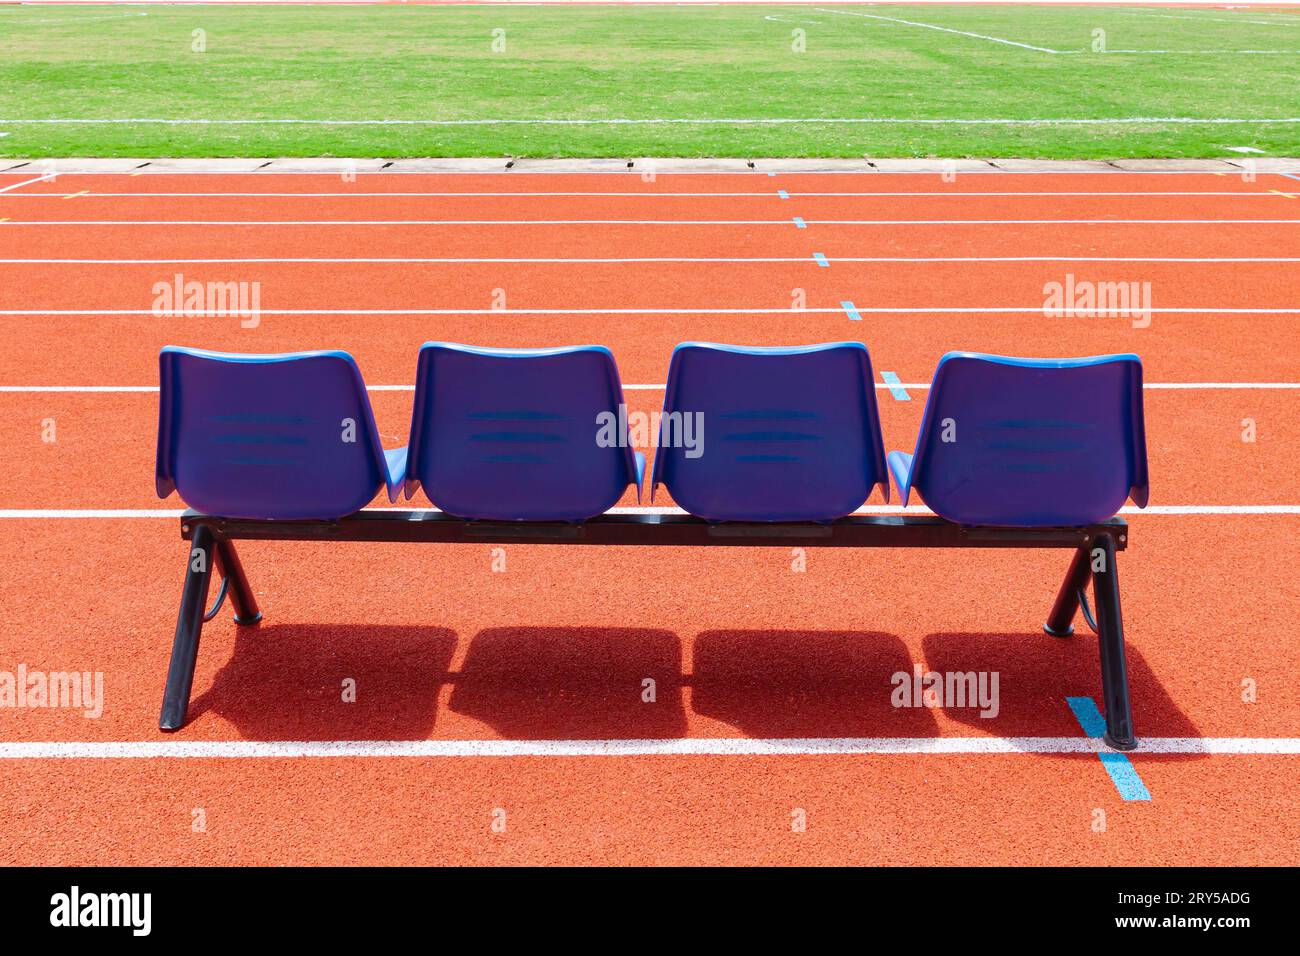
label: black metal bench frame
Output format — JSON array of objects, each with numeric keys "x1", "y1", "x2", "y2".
[{"x1": 163, "y1": 509, "x2": 1137, "y2": 750}]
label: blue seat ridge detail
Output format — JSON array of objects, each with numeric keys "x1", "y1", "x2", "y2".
[
  {"x1": 403, "y1": 342, "x2": 643, "y2": 521},
  {"x1": 889, "y1": 352, "x2": 1149, "y2": 527},
  {"x1": 651, "y1": 342, "x2": 890, "y2": 522},
  {"x1": 156, "y1": 346, "x2": 403, "y2": 521}
]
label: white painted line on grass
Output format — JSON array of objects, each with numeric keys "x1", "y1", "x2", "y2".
[
  {"x1": 1123, "y1": 12, "x2": 1300, "y2": 27},
  {"x1": 817, "y1": 8, "x2": 1300, "y2": 56},
  {"x1": 20, "y1": 12, "x2": 148, "y2": 25},
  {"x1": 1095, "y1": 49, "x2": 1300, "y2": 55},
  {"x1": 2, "y1": 737, "x2": 1297, "y2": 760},
  {"x1": 815, "y1": 7, "x2": 1064, "y2": 52},
  {"x1": 3, "y1": 117, "x2": 1300, "y2": 126}
]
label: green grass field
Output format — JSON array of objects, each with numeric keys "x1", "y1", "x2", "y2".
[{"x1": 1, "y1": 4, "x2": 1298, "y2": 158}]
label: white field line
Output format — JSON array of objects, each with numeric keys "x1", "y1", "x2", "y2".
[
  {"x1": 20, "y1": 12, "x2": 149, "y2": 25},
  {"x1": 1096, "y1": 49, "x2": 1300, "y2": 54},
  {"x1": 2, "y1": 737, "x2": 1299, "y2": 760},
  {"x1": 816, "y1": 7, "x2": 1300, "y2": 55},
  {"x1": 1, "y1": 505, "x2": 1298, "y2": 519},
  {"x1": 3, "y1": 307, "x2": 1298, "y2": 316},
  {"x1": 815, "y1": 7, "x2": 1065, "y2": 52},
  {"x1": 1122, "y1": 13, "x2": 1300, "y2": 26},
  {"x1": 4, "y1": 117, "x2": 1300, "y2": 126},
  {"x1": 0, "y1": 191, "x2": 1282, "y2": 198},
  {"x1": 5, "y1": 219, "x2": 1298, "y2": 226},
  {"x1": 3, "y1": 256, "x2": 1298, "y2": 265},
  {"x1": 5, "y1": 382, "x2": 1300, "y2": 394}
]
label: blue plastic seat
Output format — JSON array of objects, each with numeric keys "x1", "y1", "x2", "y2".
[
  {"x1": 405, "y1": 343, "x2": 644, "y2": 520},
  {"x1": 652, "y1": 342, "x2": 889, "y2": 522},
  {"x1": 156, "y1": 346, "x2": 404, "y2": 520},
  {"x1": 889, "y1": 353, "x2": 1149, "y2": 527}
]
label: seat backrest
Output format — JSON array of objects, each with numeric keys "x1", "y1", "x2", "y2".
[
  {"x1": 156, "y1": 346, "x2": 390, "y2": 520},
  {"x1": 652, "y1": 342, "x2": 889, "y2": 522},
  {"x1": 907, "y1": 352, "x2": 1148, "y2": 526},
  {"x1": 406, "y1": 343, "x2": 640, "y2": 520}
]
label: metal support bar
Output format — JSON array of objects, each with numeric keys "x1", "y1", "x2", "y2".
[
  {"x1": 180, "y1": 510, "x2": 1126, "y2": 551},
  {"x1": 214, "y1": 538, "x2": 261, "y2": 625},
  {"x1": 1043, "y1": 546, "x2": 1093, "y2": 637},
  {"x1": 1091, "y1": 533, "x2": 1137, "y2": 751},
  {"x1": 166, "y1": 510, "x2": 1136, "y2": 745},
  {"x1": 160, "y1": 524, "x2": 215, "y2": 731}
]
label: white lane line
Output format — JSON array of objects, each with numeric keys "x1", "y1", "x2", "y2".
[
  {"x1": 1142, "y1": 382, "x2": 1300, "y2": 389},
  {"x1": 0, "y1": 256, "x2": 811, "y2": 265},
  {"x1": 0, "y1": 191, "x2": 1282, "y2": 198},
  {"x1": 565, "y1": 504, "x2": 1300, "y2": 517},
  {"x1": 0, "y1": 386, "x2": 163, "y2": 393},
  {"x1": 2, "y1": 307, "x2": 1297, "y2": 316},
  {"x1": 6, "y1": 382, "x2": 1300, "y2": 393},
  {"x1": 1, "y1": 505, "x2": 1297, "y2": 519},
  {"x1": 5, "y1": 117, "x2": 1300, "y2": 126},
  {"x1": 2, "y1": 256, "x2": 1297, "y2": 265},
  {"x1": 0, "y1": 509, "x2": 188, "y2": 519},
  {"x1": 2, "y1": 737, "x2": 1297, "y2": 759},
  {"x1": 0, "y1": 175, "x2": 50, "y2": 195},
  {"x1": 4, "y1": 170, "x2": 1292, "y2": 178},
  {"x1": 5, "y1": 218, "x2": 1297, "y2": 226}
]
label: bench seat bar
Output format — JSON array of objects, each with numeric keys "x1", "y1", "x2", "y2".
[{"x1": 180, "y1": 509, "x2": 1127, "y2": 551}]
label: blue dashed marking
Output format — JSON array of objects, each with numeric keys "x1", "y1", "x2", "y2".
[
  {"x1": 793, "y1": 216, "x2": 806, "y2": 228},
  {"x1": 881, "y1": 372, "x2": 910, "y2": 401},
  {"x1": 777, "y1": 189, "x2": 789, "y2": 199},
  {"x1": 813, "y1": 252, "x2": 829, "y2": 267},
  {"x1": 1067, "y1": 696, "x2": 1151, "y2": 801},
  {"x1": 840, "y1": 300, "x2": 861, "y2": 321}
]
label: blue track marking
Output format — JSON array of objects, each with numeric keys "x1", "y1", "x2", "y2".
[
  {"x1": 880, "y1": 371, "x2": 910, "y2": 401},
  {"x1": 813, "y1": 252, "x2": 829, "y2": 267},
  {"x1": 793, "y1": 216, "x2": 806, "y2": 228},
  {"x1": 777, "y1": 189, "x2": 789, "y2": 199},
  {"x1": 1280, "y1": 173, "x2": 1300, "y2": 182},
  {"x1": 840, "y1": 300, "x2": 862, "y2": 321},
  {"x1": 1066, "y1": 696, "x2": 1152, "y2": 801}
]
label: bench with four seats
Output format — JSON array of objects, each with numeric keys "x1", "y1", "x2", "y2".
[{"x1": 156, "y1": 341, "x2": 1148, "y2": 749}]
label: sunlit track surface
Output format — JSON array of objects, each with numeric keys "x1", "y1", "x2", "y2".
[{"x1": 0, "y1": 170, "x2": 1297, "y2": 866}]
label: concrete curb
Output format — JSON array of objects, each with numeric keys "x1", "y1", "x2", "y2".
[{"x1": 3, "y1": 157, "x2": 1297, "y2": 174}]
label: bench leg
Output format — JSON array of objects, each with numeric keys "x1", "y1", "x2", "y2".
[
  {"x1": 160, "y1": 525, "x2": 215, "y2": 731},
  {"x1": 1043, "y1": 545, "x2": 1091, "y2": 637},
  {"x1": 1091, "y1": 533, "x2": 1137, "y2": 751},
  {"x1": 215, "y1": 539, "x2": 262, "y2": 625}
]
